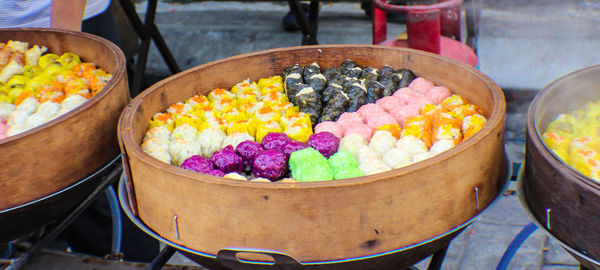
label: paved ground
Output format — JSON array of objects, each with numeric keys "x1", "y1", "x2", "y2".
[{"x1": 125, "y1": 0, "x2": 600, "y2": 269}]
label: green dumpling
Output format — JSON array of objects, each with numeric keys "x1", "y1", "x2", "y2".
[
  {"x1": 289, "y1": 147, "x2": 326, "y2": 172},
  {"x1": 294, "y1": 162, "x2": 333, "y2": 182},
  {"x1": 332, "y1": 167, "x2": 364, "y2": 180}
]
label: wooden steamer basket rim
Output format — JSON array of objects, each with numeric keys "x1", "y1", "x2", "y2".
[
  {"x1": 118, "y1": 45, "x2": 507, "y2": 262},
  {"x1": 526, "y1": 64, "x2": 600, "y2": 191},
  {"x1": 0, "y1": 28, "x2": 126, "y2": 145},
  {"x1": 120, "y1": 45, "x2": 505, "y2": 189}
]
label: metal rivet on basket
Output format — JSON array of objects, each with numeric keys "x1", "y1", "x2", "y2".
[
  {"x1": 474, "y1": 187, "x2": 480, "y2": 211},
  {"x1": 174, "y1": 215, "x2": 180, "y2": 239},
  {"x1": 546, "y1": 208, "x2": 551, "y2": 230}
]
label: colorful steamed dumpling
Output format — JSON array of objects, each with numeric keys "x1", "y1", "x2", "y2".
[{"x1": 141, "y1": 60, "x2": 488, "y2": 182}]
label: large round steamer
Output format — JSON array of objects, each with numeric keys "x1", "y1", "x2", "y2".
[
  {"x1": 0, "y1": 29, "x2": 129, "y2": 241},
  {"x1": 118, "y1": 45, "x2": 506, "y2": 267},
  {"x1": 524, "y1": 64, "x2": 600, "y2": 263}
]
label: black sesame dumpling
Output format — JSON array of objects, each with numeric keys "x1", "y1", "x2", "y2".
[
  {"x1": 397, "y1": 68, "x2": 416, "y2": 89},
  {"x1": 302, "y1": 62, "x2": 321, "y2": 82},
  {"x1": 308, "y1": 73, "x2": 327, "y2": 94},
  {"x1": 283, "y1": 64, "x2": 303, "y2": 78},
  {"x1": 346, "y1": 81, "x2": 367, "y2": 112},
  {"x1": 342, "y1": 66, "x2": 362, "y2": 79},
  {"x1": 320, "y1": 89, "x2": 350, "y2": 122},
  {"x1": 323, "y1": 67, "x2": 340, "y2": 81},
  {"x1": 328, "y1": 73, "x2": 345, "y2": 87},
  {"x1": 322, "y1": 83, "x2": 343, "y2": 104},
  {"x1": 360, "y1": 67, "x2": 379, "y2": 82},
  {"x1": 340, "y1": 59, "x2": 358, "y2": 70},
  {"x1": 294, "y1": 85, "x2": 322, "y2": 124},
  {"x1": 341, "y1": 77, "x2": 359, "y2": 93},
  {"x1": 379, "y1": 65, "x2": 396, "y2": 76},
  {"x1": 284, "y1": 72, "x2": 304, "y2": 101},
  {"x1": 378, "y1": 73, "x2": 400, "y2": 95},
  {"x1": 366, "y1": 80, "x2": 386, "y2": 104}
]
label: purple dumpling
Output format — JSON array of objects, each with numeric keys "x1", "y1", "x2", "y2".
[
  {"x1": 180, "y1": 155, "x2": 214, "y2": 173},
  {"x1": 282, "y1": 140, "x2": 309, "y2": 157},
  {"x1": 206, "y1": 169, "x2": 225, "y2": 177},
  {"x1": 252, "y1": 150, "x2": 288, "y2": 181},
  {"x1": 261, "y1": 132, "x2": 291, "y2": 152},
  {"x1": 209, "y1": 145, "x2": 243, "y2": 174},
  {"x1": 235, "y1": 140, "x2": 264, "y2": 172},
  {"x1": 308, "y1": 132, "x2": 340, "y2": 158}
]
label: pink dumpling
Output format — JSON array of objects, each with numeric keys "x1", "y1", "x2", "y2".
[
  {"x1": 357, "y1": 103, "x2": 385, "y2": 120},
  {"x1": 425, "y1": 86, "x2": 452, "y2": 105},
  {"x1": 407, "y1": 94, "x2": 431, "y2": 110},
  {"x1": 344, "y1": 123, "x2": 373, "y2": 141},
  {"x1": 366, "y1": 112, "x2": 398, "y2": 130},
  {"x1": 393, "y1": 87, "x2": 424, "y2": 105},
  {"x1": 389, "y1": 104, "x2": 420, "y2": 125},
  {"x1": 0, "y1": 122, "x2": 7, "y2": 140},
  {"x1": 336, "y1": 112, "x2": 364, "y2": 127},
  {"x1": 375, "y1": 96, "x2": 406, "y2": 113},
  {"x1": 314, "y1": 121, "x2": 345, "y2": 139},
  {"x1": 409, "y1": 77, "x2": 435, "y2": 94}
]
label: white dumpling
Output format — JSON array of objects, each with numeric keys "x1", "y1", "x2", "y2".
[
  {"x1": 382, "y1": 148, "x2": 412, "y2": 169},
  {"x1": 356, "y1": 145, "x2": 379, "y2": 162},
  {"x1": 16, "y1": 97, "x2": 40, "y2": 115},
  {"x1": 171, "y1": 123, "x2": 198, "y2": 141},
  {"x1": 396, "y1": 135, "x2": 428, "y2": 156},
  {"x1": 144, "y1": 126, "x2": 171, "y2": 144},
  {"x1": 23, "y1": 112, "x2": 51, "y2": 130},
  {"x1": 0, "y1": 60, "x2": 24, "y2": 83},
  {"x1": 142, "y1": 137, "x2": 170, "y2": 154},
  {"x1": 141, "y1": 137, "x2": 171, "y2": 164},
  {"x1": 224, "y1": 172, "x2": 248, "y2": 181},
  {"x1": 338, "y1": 133, "x2": 368, "y2": 158},
  {"x1": 197, "y1": 127, "x2": 226, "y2": 158},
  {"x1": 7, "y1": 109, "x2": 29, "y2": 126},
  {"x1": 169, "y1": 137, "x2": 201, "y2": 166},
  {"x1": 359, "y1": 156, "x2": 391, "y2": 175},
  {"x1": 58, "y1": 94, "x2": 88, "y2": 115},
  {"x1": 36, "y1": 101, "x2": 61, "y2": 118},
  {"x1": 369, "y1": 130, "x2": 397, "y2": 157},
  {"x1": 412, "y1": 152, "x2": 431, "y2": 163},
  {"x1": 0, "y1": 102, "x2": 16, "y2": 121},
  {"x1": 25, "y1": 45, "x2": 47, "y2": 66},
  {"x1": 222, "y1": 132, "x2": 254, "y2": 149},
  {"x1": 429, "y1": 139, "x2": 455, "y2": 156},
  {"x1": 6, "y1": 123, "x2": 27, "y2": 136}
]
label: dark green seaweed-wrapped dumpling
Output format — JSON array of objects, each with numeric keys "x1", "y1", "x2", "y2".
[
  {"x1": 341, "y1": 77, "x2": 359, "y2": 93},
  {"x1": 366, "y1": 80, "x2": 387, "y2": 104},
  {"x1": 302, "y1": 62, "x2": 321, "y2": 82},
  {"x1": 283, "y1": 64, "x2": 303, "y2": 78},
  {"x1": 294, "y1": 85, "x2": 322, "y2": 124},
  {"x1": 379, "y1": 65, "x2": 395, "y2": 76},
  {"x1": 308, "y1": 73, "x2": 327, "y2": 93},
  {"x1": 284, "y1": 72, "x2": 303, "y2": 101},
  {"x1": 323, "y1": 67, "x2": 340, "y2": 81},
  {"x1": 397, "y1": 68, "x2": 416, "y2": 89},
  {"x1": 346, "y1": 82, "x2": 367, "y2": 112},
  {"x1": 360, "y1": 67, "x2": 379, "y2": 82},
  {"x1": 322, "y1": 83, "x2": 343, "y2": 104},
  {"x1": 340, "y1": 59, "x2": 358, "y2": 70},
  {"x1": 320, "y1": 89, "x2": 349, "y2": 122},
  {"x1": 379, "y1": 73, "x2": 400, "y2": 94},
  {"x1": 342, "y1": 67, "x2": 362, "y2": 78}
]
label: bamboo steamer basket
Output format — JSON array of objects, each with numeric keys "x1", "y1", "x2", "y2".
[
  {"x1": 118, "y1": 45, "x2": 506, "y2": 264},
  {"x1": 0, "y1": 29, "x2": 129, "y2": 211},
  {"x1": 524, "y1": 64, "x2": 600, "y2": 262}
]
